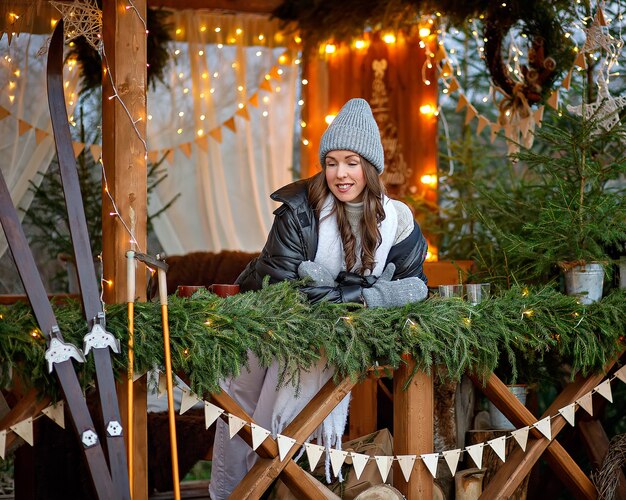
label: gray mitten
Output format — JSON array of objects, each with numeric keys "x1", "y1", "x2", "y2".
[
  {"x1": 362, "y1": 263, "x2": 428, "y2": 308},
  {"x1": 298, "y1": 260, "x2": 337, "y2": 286}
]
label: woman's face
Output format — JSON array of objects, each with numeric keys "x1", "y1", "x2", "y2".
[{"x1": 324, "y1": 150, "x2": 366, "y2": 203}]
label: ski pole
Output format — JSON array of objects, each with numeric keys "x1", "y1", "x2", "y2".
[{"x1": 126, "y1": 250, "x2": 136, "y2": 496}]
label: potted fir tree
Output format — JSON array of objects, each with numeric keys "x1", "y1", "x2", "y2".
[{"x1": 475, "y1": 94, "x2": 626, "y2": 303}]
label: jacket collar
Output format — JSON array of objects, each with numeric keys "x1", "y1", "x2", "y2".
[{"x1": 270, "y1": 179, "x2": 311, "y2": 211}]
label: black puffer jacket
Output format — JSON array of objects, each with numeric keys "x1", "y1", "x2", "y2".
[{"x1": 236, "y1": 179, "x2": 428, "y2": 304}]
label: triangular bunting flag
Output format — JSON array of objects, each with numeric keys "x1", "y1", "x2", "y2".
[
  {"x1": 375, "y1": 456, "x2": 393, "y2": 482},
  {"x1": 165, "y1": 148, "x2": 175, "y2": 165},
  {"x1": 236, "y1": 106, "x2": 250, "y2": 121},
  {"x1": 248, "y1": 93, "x2": 259, "y2": 107},
  {"x1": 397, "y1": 455, "x2": 417, "y2": 482},
  {"x1": 547, "y1": 90, "x2": 559, "y2": 110},
  {"x1": 421, "y1": 453, "x2": 439, "y2": 478},
  {"x1": 615, "y1": 366, "x2": 626, "y2": 384},
  {"x1": 594, "y1": 379, "x2": 613, "y2": 403},
  {"x1": 488, "y1": 436, "x2": 507, "y2": 462},
  {"x1": 11, "y1": 417, "x2": 34, "y2": 446},
  {"x1": 304, "y1": 443, "x2": 325, "y2": 471},
  {"x1": 534, "y1": 416, "x2": 552, "y2": 440},
  {"x1": 89, "y1": 144, "x2": 102, "y2": 162},
  {"x1": 533, "y1": 106, "x2": 545, "y2": 126},
  {"x1": 511, "y1": 426, "x2": 530, "y2": 451},
  {"x1": 204, "y1": 402, "x2": 223, "y2": 429},
  {"x1": 441, "y1": 62, "x2": 453, "y2": 78},
  {"x1": 72, "y1": 142, "x2": 85, "y2": 157},
  {"x1": 561, "y1": 70, "x2": 572, "y2": 90},
  {"x1": 490, "y1": 123, "x2": 501, "y2": 144},
  {"x1": 0, "y1": 106, "x2": 9, "y2": 120},
  {"x1": 259, "y1": 79, "x2": 272, "y2": 92},
  {"x1": 179, "y1": 389, "x2": 199, "y2": 415},
  {"x1": 574, "y1": 51, "x2": 587, "y2": 69},
  {"x1": 179, "y1": 142, "x2": 193, "y2": 158},
  {"x1": 196, "y1": 136, "x2": 209, "y2": 152},
  {"x1": 250, "y1": 423, "x2": 271, "y2": 451},
  {"x1": 455, "y1": 94, "x2": 468, "y2": 113},
  {"x1": 576, "y1": 392, "x2": 594, "y2": 416},
  {"x1": 466, "y1": 443, "x2": 484, "y2": 468},
  {"x1": 558, "y1": 403, "x2": 576, "y2": 427},
  {"x1": 18, "y1": 119, "x2": 32, "y2": 136},
  {"x1": 448, "y1": 78, "x2": 459, "y2": 93},
  {"x1": 276, "y1": 434, "x2": 296, "y2": 462},
  {"x1": 329, "y1": 449, "x2": 348, "y2": 477},
  {"x1": 351, "y1": 452, "x2": 369, "y2": 480},
  {"x1": 476, "y1": 115, "x2": 490, "y2": 135},
  {"x1": 42, "y1": 402, "x2": 65, "y2": 429},
  {"x1": 148, "y1": 150, "x2": 159, "y2": 164},
  {"x1": 519, "y1": 117, "x2": 530, "y2": 137},
  {"x1": 464, "y1": 105, "x2": 477, "y2": 125},
  {"x1": 228, "y1": 414, "x2": 246, "y2": 439},
  {"x1": 595, "y1": 8, "x2": 607, "y2": 26},
  {"x1": 0, "y1": 430, "x2": 5, "y2": 459},
  {"x1": 223, "y1": 117, "x2": 236, "y2": 133},
  {"x1": 442, "y1": 449, "x2": 461, "y2": 476},
  {"x1": 35, "y1": 128, "x2": 49, "y2": 145},
  {"x1": 208, "y1": 128, "x2": 222, "y2": 143},
  {"x1": 158, "y1": 371, "x2": 167, "y2": 398}
]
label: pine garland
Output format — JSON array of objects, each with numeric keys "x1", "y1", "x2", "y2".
[{"x1": 0, "y1": 284, "x2": 624, "y2": 401}]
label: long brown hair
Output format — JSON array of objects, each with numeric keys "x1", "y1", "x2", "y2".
[{"x1": 308, "y1": 157, "x2": 386, "y2": 274}]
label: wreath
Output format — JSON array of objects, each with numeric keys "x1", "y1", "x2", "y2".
[
  {"x1": 482, "y1": 2, "x2": 576, "y2": 105},
  {"x1": 68, "y1": 7, "x2": 172, "y2": 93}
]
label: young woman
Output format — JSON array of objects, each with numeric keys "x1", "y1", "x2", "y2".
[{"x1": 209, "y1": 98, "x2": 428, "y2": 499}]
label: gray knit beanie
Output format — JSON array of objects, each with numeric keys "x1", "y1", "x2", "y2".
[{"x1": 319, "y1": 98, "x2": 384, "y2": 174}]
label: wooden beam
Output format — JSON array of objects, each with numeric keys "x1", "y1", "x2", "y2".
[
  {"x1": 227, "y1": 376, "x2": 356, "y2": 499},
  {"x1": 148, "y1": 0, "x2": 282, "y2": 13},
  {"x1": 102, "y1": 1, "x2": 148, "y2": 499},
  {"x1": 393, "y1": 356, "x2": 433, "y2": 499},
  {"x1": 348, "y1": 378, "x2": 377, "y2": 440},
  {"x1": 471, "y1": 372, "x2": 604, "y2": 499}
]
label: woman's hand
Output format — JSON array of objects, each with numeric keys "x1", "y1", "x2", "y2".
[
  {"x1": 362, "y1": 263, "x2": 428, "y2": 307},
  {"x1": 298, "y1": 261, "x2": 337, "y2": 286}
]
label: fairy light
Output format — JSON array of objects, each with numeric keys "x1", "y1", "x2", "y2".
[
  {"x1": 325, "y1": 114, "x2": 336, "y2": 124},
  {"x1": 420, "y1": 104, "x2": 435, "y2": 115},
  {"x1": 420, "y1": 174, "x2": 437, "y2": 187},
  {"x1": 325, "y1": 44, "x2": 336, "y2": 54},
  {"x1": 355, "y1": 40, "x2": 366, "y2": 49},
  {"x1": 302, "y1": 138, "x2": 309, "y2": 145},
  {"x1": 522, "y1": 309, "x2": 534, "y2": 318},
  {"x1": 302, "y1": 79, "x2": 308, "y2": 85},
  {"x1": 419, "y1": 27, "x2": 431, "y2": 38},
  {"x1": 383, "y1": 33, "x2": 396, "y2": 44}
]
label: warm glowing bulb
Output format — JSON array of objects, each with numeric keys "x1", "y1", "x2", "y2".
[
  {"x1": 262, "y1": 111, "x2": 269, "y2": 117},
  {"x1": 237, "y1": 85, "x2": 244, "y2": 91},
  {"x1": 198, "y1": 50, "x2": 204, "y2": 56},
  {"x1": 51, "y1": 18, "x2": 58, "y2": 27},
  {"x1": 262, "y1": 96, "x2": 269, "y2": 103},
  {"x1": 200, "y1": 114, "x2": 206, "y2": 121},
  {"x1": 298, "y1": 99, "x2": 304, "y2": 105},
  {"x1": 256, "y1": 50, "x2": 262, "y2": 56},
  {"x1": 325, "y1": 44, "x2": 336, "y2": 54},
  {"x1": 294, "y1": 35, "x2": 302, "y2": 44},
  {"x1": 236, "y1": 28, "x2": 242, "y2": 35},
  {"x1": 325, "y1": 114, "x2": 336, "y2": 124},
  {"x1": 302, "y1": 139, "x2": 309, "y2": 145},
  {"x1": 197, "y1": 129, "x2": 204, "y2": 136},
  {"x1": 238, "y1": 103, "x2": 244, "y2": 109},
  {"x1": 383, "y1": 33, "x2": 396, "y2": 44},
  {"x1": 200, "y1": 26, "x2": 207, "y2": 32},
  {"x1": 178, "y1": 111, "x2": 184, "y2": 117},
  {"x1": 278, "y1": 54, "x2": 287, "y2": 64},
  {"x1": 419, "y1": 27, "x2": 431, "y2": 37},
  {"x1": 355, "y1": 40, "x2": 366, "y2": 49},
  {"x1": 420, "y1": 174, "x2": 437, "y2": 186},
  {"x1": 177, "y1": 128, "x2": 183, "y2": 134},
  {"x1": 302, "y1": 79, "x2": 308, "y2": 85},
  {"x1": 258, "y1": 34, "x2": 264, "y2": 41},
  {"x1": 301, "y1": 121, "x2": 306, "y2": 128},
  {"x1": 420, "y1": 104, "x2": 435, "y2": 115},
  {"x1": 175, "y1": 28, "x2": 182, "y2": 35}
]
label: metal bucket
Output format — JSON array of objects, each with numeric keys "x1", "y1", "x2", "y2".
[
  {"x1": 488, "y1": 385, "x2": 527, "y2": 430},
  {"x1": 563, "y1": 263, "x2": 604, "y2": 304}
]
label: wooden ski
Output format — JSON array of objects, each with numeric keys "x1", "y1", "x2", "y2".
[
  {"x1": 47, "y1": 21, "x2": 130, "y2": 500},
  {"x1": 0, "y1": 171, "x2": 115, "y2": 499}
]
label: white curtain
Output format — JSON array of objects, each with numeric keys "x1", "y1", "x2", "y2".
[
  {"x1": 147, "y1": 11, "x2": 299, "y2": 254},
  {"x1": 0, "y1": 33, "x2": 79, "y2": 257}
]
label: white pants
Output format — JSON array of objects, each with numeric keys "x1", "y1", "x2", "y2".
[{"x1": 209, "y1": 353, "x2": 280, "y2": 500}]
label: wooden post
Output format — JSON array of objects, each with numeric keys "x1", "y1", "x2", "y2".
[
  {"x1": 393, "y1": 356, "x2": 433, "y2": 499},
  {"x1": 102, "y1": 1, "x2": 148, "y2": 499},
  {"x1": 348, "y1": 377, "x2": 378, "y2": 440}
]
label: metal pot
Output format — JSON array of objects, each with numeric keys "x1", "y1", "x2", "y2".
[{"x1": 563, "y1": 262, "x2": 605, "y2": 304}]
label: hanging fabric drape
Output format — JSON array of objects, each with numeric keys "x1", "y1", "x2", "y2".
[
  {"x1": 147, "y1": 11, "x2": 299, "y2": 254},
  {"x1": 0, "y1": 33, "x2": 80, "y2": 259}
]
